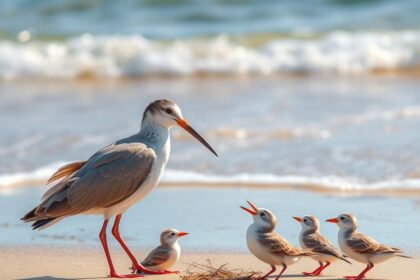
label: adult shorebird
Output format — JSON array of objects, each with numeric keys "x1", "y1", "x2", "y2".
[
  {"x1": 240, "y1": 201, "x2": 311, "y2": 279},
  {"x1": 293, "y1": 215, "x2": 350, "y2": 276},
  {"x1": 21, "y1": 99, "x2": 218, "y2": 278},
  {"x1": 139, "y1": 229, "x2": 188, "y2": 274},
  {"x1": 326, "y1": 213, "x2": 410, "y2": 280}
]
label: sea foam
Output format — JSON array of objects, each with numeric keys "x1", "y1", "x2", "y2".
[
  {"x1": 0, "y1": 30, "x2": 419, "y2": 79},
  {"x1": 1, "y1": 161, "x2": 419, "y2": 194}
]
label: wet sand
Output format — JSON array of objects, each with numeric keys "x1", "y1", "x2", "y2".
[{"x1": 0, "y1": 246, "x2": 417, "y2": 280}]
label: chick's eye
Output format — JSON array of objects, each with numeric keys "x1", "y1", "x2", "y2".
[{"x1": 165, "y1": 108, "x2": 173, "y2": 114}]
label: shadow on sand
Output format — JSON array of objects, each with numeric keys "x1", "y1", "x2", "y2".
[{"x1": 15, "y1": 276, "x2": 104, "y2": 280}]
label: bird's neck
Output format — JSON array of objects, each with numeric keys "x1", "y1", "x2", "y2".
[
  {"x1": 161, "y1": 240, "x2": 178, "y2": 249},
  {"x1": 339, "y1": 227, "x2": 356, "y2": 238},
  {"x1": 302, "y1": 228, "x2": 318, "y2": 236},
  {"x1": 139, "y1": 119, "x2": 170, "y2": 152},
  {"x1": 253, "y1": 223, "x2": 274, "y2": 234}
]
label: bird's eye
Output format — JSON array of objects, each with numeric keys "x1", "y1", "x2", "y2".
[
  {"x1": 303, "y1": 219, "x2": 307, "y2": 223},
  {"x1": 171, "y1": 232, "x2": 176, "y2": 236},
  {"x1": 260, "y1": 212, "x2": 265, "y2": 217},
  {"x1": 340, "y1": 217, "x2": 345, "y2": 221},
  {"x1": 165, "y1": 108, "x2": 173, "y2": 114}
]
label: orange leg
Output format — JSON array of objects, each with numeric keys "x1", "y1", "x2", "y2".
[
  {"x1": 316, "y1": 261, "x2": 331, "y2": 275},
  {"x1": 303, "y1": 261, "x2": 324, "y2": 276},
  {"x1": 260, "y1": 265, "x2": 276, "y2": 279},
  {"x1": 99, "y1": 219, "x2": 142, "y2": 278},
  {"x1": 111, "y1": 214, "x2": 172, "y2": 275},
  {"x1": 275, "y1": 264, "x2": 287, "y2": 280},
  {"x1": 344, "y1": 263, "x2": 374, "y2": 280}
]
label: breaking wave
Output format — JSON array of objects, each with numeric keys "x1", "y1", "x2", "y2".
[
  {"x1": 1, "y1": 161, "x2": 419, "y2": 194},
  {"x1": 1, "y1": 30, "x2": 420, "y2": 79}
]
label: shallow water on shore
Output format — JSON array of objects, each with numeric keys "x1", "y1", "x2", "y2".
[{"x1": 1, "y1": 186, "x2": 419, "y2": 255}]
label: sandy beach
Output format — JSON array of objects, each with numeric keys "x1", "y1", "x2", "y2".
[{"x1": 0, "y1": 246, "x2": 417, "y2": 280}]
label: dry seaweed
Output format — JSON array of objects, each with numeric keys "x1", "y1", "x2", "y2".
[{"x1": 180, "y1": 259, "x2": 261, "y2": 280}]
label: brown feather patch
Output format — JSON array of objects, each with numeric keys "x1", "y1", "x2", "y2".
[{"x1": 47, "y1": 161, "x2": 86, "y2": 184}]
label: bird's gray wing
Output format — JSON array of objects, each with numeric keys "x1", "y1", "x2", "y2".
[
  {"x1": 347, "y1": 232, "x2": 395, "y2": 255},
  {"x1": 303, "y1": 233, "x2": 343, "y2": 258},
  {"x1": 35, "y1": 143, "x2": 155, "y2": 217},
  {"x1": 259, "y1": 232, "x2": 305, "y2": 256},
  {"x1": 141, "y1": 246, "x2": 171, "y2": 267},
  {"x1": 67, "y1": 143, "x2": 156, "y2": 211}
]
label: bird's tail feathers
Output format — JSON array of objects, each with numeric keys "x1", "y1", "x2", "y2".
[
  {"x1": 396, "y1": 253, "x2": 412, "y2": 259},
  {"x1": 21, "y1": 207, "x2": 38, "y2": 222},
  {"x1": 339, "y1": 256, "x2": 352, "y2": 264},
  {"x1": 30, "y1": 217, "x2": 63, "y2": 230}
]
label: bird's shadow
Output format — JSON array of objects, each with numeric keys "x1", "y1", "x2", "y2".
[
  {"x1": 323, "y1": 278, "x2": 387, "y2": 280},
  {"x1": 267, "y1": 274, "x2": 305, "y2": 278},
  {"x1": 15, "y1": 276, "x2": 104, "y2": 280}
]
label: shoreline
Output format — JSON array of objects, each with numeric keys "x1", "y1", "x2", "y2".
[
  {"x1": 3, "y1": 181, "x2": 420, "y2": 198},
  {"x1": 1, "y1": 69, "x2": 420, "y2": 84},
  {"x1": 1, "y1": 245, "x2": 418, "y2": 280}
]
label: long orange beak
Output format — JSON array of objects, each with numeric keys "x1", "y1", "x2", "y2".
[
  {"x1": 293, "y1": 217, "x2": 302, "y2": 222},
  {"x1": 176, "y1": 119, "x2": 218, "y2": 157},
  {"x1": 326, "y1": 218, "x2": 339, "y2": 223},
  {"x1": 177, "y1": 232, "x2": 189, "y2": 237},
  {"x1": 240, "y1": 200, "x2": 258, "y2": 216}
]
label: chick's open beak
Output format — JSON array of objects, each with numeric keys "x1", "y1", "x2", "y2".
[{"x1": 240, "y1": 200, "x2": 258, "y2": 216}]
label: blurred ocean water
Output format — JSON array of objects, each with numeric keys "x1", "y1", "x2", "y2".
[{"x1": 0, "y1": 0, "x2": 419, "y2": 78}]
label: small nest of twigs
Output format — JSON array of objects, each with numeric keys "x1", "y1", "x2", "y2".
[{"x1": 180, "y1": 260, "x2": 261, "y2": 280}]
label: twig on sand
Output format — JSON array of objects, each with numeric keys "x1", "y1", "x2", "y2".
[{"x1": 180, "y1": 259, "x2": 261, "y2": 280}]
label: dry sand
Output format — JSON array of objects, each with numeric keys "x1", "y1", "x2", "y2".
[{"x1": 0, "y1": 246, "x2": 418, "y2": 280}]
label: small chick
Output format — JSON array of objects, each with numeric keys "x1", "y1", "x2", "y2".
[
  {"x1": 241, "y1": 201, "x2": 311, "y2": 279},
  {"x1": 327, "y1": 213, "x2": 410, "y2": 280},
  {"x1": 138, "y1": 228, "x2": 188, "y2": 274},
  {"x1": 293, "y1": 215, "x2": 350, "y2": 276}
]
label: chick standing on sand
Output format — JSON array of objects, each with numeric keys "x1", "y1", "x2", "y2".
[
  {"x1": 138, "y1": 229, "x2": 188, "y2": 274},
  {"x1": 326, "y1": 213, "x2": 410, "y2": 280},
  {"x1": 240, "y1": 201, "x2": 311, "y2": 279},
  {"x1": 293, "y1": 215, "x2": 351, "y2": 276}
]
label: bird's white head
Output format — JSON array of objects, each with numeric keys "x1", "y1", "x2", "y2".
[
  {"x1": 326, "y1": 213, "x2": 357, "y2": 230},
  {"x1": 142, "y1": 99, "x2": 218, "y2": 157},
  {"x1": 160, "y1": 228, "x2": 189, "y2": 247},
  {"x1": 142, "y1": 99, "x2": 183, "y2": 128},
  {"x1": 240, "y1": 201, "x2": 277, "y2": 231},
  {"x1": 293, "y1": 215, "x2": 320, "y2": 232}
]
